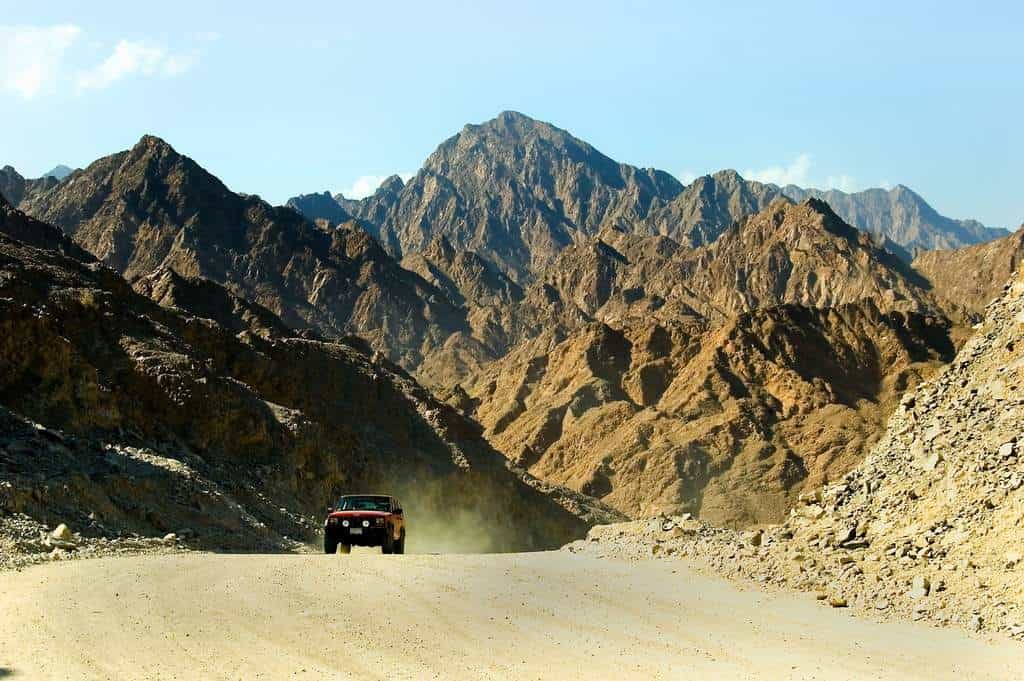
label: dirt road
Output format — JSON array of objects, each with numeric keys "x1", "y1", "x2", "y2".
[{"x1": 1, "y1": 551, "x2": 1020, "y2": 680}]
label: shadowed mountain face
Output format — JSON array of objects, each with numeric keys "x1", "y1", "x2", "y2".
[
  {"x1": 19, "y1": 136, "x2": 469, "y2": 369},
  {"x1": 0, "y1": 166, "x2": 60, "y2": 208},
  {"x1": 0, "y1": 210, "x2": 616, "y2": 554},
  {"x1": 286, "y1": 191, "x2": 352, "y2": 226},
  {"x1": 0, "y1": 191, "x2": 93, "y2": 262}
]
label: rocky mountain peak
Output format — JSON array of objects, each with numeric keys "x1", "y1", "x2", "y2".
[
  {"x1": 42, "y1": 164, "x2": 74, "y2": 180},
  {"x1": 376, "y1": 174, "x2": 406, "y2": 195}
]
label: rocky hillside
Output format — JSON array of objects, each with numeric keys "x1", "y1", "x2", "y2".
[
  {"x1": 644, "y1": 170, "x2": 784, "y2": 246},
  {"x1": 526, "y1": 198, "x2": 940, "y2": 329},
  {"x1": 0, "y1": 191, "x2": 93, "y2": 261},
  {"x1": 462, "y1": 301, "x2": 953, "y2": 527},
  {"x1": 0, "y1": 208, "x2": 618, "y2": 567},
  {"x1": 671, "y1": 198, "x2": 937, "y2": 320},
  {"x1": 0, "y1": 166, "x2": 60, "y2": 208},
  {"x1": 285, "y1": 191, "x2": 353, "y2": 226},
  {"x1": 18, "y1": 135, "x2": 472, "y2": 369},
  {"x1": 783, "y1": 184, "x2": 1007, "y2": 258},
  {"x1": 571, "y1": 264, "x2": 1024, "y2": 638},
  {"x1": 913, "y1": 225, "x2": 1024, "y2": 322}
]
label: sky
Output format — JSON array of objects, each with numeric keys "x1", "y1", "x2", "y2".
[{"x1": 1, "y1": 0, "x2": 1021, "y2": 227}]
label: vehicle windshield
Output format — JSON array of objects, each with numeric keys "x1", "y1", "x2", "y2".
[{"x1": 336, "y1": 496, "x2": 391, "y2": 512}]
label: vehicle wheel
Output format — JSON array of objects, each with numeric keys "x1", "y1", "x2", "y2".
[
  {"x1": 381, "y1": 533, "x2": 394, "y2": 554},
  {"x1": 395, "y1": 532, "x2": 405, "y2": 555},
  {"x1": 338, "y1": 543, "x2": 351, "y2": 555},
  {"x1": 324, "y1": 536, "x2": 338, "y2": 554}
]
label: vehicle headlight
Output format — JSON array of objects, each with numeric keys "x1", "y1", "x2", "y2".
[
  {"x1": 362, "y1": 520, "x2": 370, "y2": 528},
  {"x1": 327, "y1": 517, "x2": 337, "y2": 526},
  {"x1": 373, "y1": 517, "x2": 385, "y2": 526},
  {"x1": 342, "y1": 520, "x2": 350, "y2": 527}
]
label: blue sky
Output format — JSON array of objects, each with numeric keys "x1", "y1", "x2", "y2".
[{"x1": 1, "y1": 0, "x2": 1021, "y2": 227}]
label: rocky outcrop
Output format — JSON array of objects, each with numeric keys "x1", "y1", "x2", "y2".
[
  {"x1": 783, "y1": 184, "x2": 1007, "y2": 259},
  {"x1": 463, "y1": 301, "x2": 953, "y2": 526},
  {"x1": 0, "y1": 221, "x2": 618, "y2": 563},
  {"x1": 286, "y1": 191, "x2": 353, "y2": 226},
  {"x1": 400, "y1": 235, "x2": 524, "y2": 309},
  {"x1": 0, "y1": 166, "x2": 60, "y2": 209},
  {"x1": 645, "y1": 170, "x2": 785, "y2": 246},
  {"x1": 913, "y1": 225, "x2": 1024, "y2": 322},
  {"x1": 0, "y1": 191, "x2": 93, "y2": 261},
  {"x1": 132, "y1": 266, "x2": 299, "y2": 339}
]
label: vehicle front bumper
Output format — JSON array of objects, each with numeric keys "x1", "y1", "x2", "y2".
[{"x1": 325, "y1": 526, "x2": 387, "y2": 547}]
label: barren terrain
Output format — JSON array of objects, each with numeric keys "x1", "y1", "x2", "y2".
[{"x1": 2, "y1": 551, "x2": 1021, "y2": 680}]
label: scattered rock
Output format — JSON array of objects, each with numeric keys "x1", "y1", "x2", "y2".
[{"x1": 51, "y1": 523, "x2": 73, "y2": 542}]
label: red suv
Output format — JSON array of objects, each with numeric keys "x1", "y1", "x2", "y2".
[{"x1": 324, "y1": 495, "x2": 406, "y2": 554}]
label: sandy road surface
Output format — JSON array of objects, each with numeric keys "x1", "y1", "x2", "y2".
[{"x1": 1, "y1": 551, "x2": 1021, "y2": 680}]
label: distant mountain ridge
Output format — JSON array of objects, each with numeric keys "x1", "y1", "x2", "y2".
[
  {"x1": 781, "y1": 184, "x2": 1007, "y2": 257},
  {"x1": 286, "y1": 112, "x2": 1003, "y2": 273},
  {"x1": 42, "y1": 164, "x2": 74, "y2": 180}
]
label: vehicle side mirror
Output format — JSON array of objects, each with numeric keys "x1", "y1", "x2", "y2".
[{"x1": 327, "y1": 506, "x2": 335, "y2": 513}]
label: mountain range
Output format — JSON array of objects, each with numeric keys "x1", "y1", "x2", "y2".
[
  {"x1": 0, "y1": 189, "x2": 614, "y2": 554},
  {"x1": 2, "y1": 110, "x2": 1018, "y2": 528},
  {"x1": 286, "y1": 112, "x2": 1005, "y2": 275}
]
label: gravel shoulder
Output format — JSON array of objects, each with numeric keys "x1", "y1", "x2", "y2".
[{"x1": 1, "y1": 551, "x2": 1021, "y2": 680}]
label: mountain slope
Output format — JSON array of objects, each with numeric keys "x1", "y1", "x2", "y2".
[
  {"x1": 20, "y1": 135, "x2": 468, "y2": 369},
  {"x1": 286, "y1": 191, "x2": 353, "y2": 226},
  {"x1": 327, "y1": 111, "x2": 685, "y2": 283},
  {"x1": 527, "y1": 198, "x2": 939, "y2": 331},
  {"x1": 912, "y1": 225, "x2": 1024, "y2": 322},
  {"x1": 462, "y1": 302, "x2": 952, "y2": 526},
  {"x1": 0, "y1": 166, "x2": 60, "y2": 208},
  {"x1": 0, "y1": 215, "x2": 615, "y2": 561},
  {"x1": 0, "y1": 191, "x2": 93, "y2": 261},
  {"x1": 645, "y1": 170, "x2": 785, "y2": 246}
]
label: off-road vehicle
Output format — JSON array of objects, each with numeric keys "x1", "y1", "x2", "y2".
[{"x1": 324, "y1": 495, "x2": 406, "y2": 554}]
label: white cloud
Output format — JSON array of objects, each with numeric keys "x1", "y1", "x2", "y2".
[
  {"x1": 677, "y1": 170, "x2": 699, "y2": 185},
  {"x1": 744, "y1": 153, "x2": 813, "y2": 187},
  {"x1": 825, "y1": 174, "x2": 860, "y2": 193},
  {"x1": 77, "y1": 40, "x2": 200, "y2": 92},
  {"x1": 744, "y1": 153, "x2": 872, "y2": 192},
  {"x1": 0, "y1": 24, "x2": 82, "y2": 99},
  {"x1": 342, "y1": 172, "x2": 415, "y2": 199},
  {"x1": 0, "y1": 25, "x2": 213, "y2": 99}
]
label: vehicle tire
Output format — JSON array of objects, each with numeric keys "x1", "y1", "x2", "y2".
[
  {"x1": 338, "y1": 543, "x2": 351, "y2": 555},
  {"x1": 395, "y1": 531, "x2": 405, "y2": 555},
  {"x1": 381, "y1": 533, "x2": 394, "y2": 554},
  {"x1": 324, "y1": 536, "x2": 338, "y2": 554}
]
